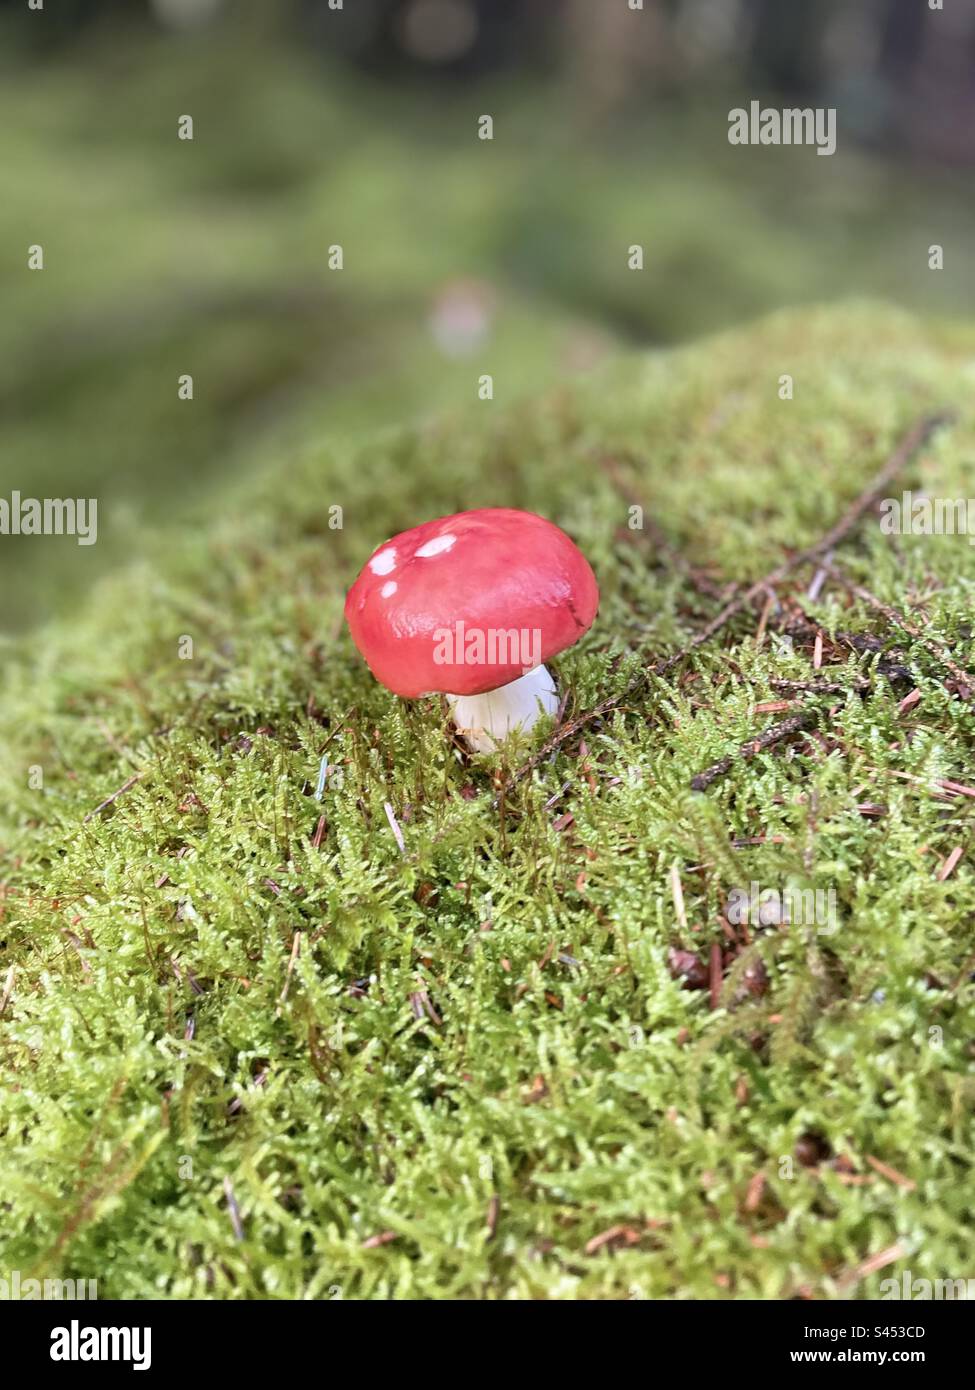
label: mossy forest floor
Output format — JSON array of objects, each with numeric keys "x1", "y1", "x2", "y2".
[{"x1": 2, "y1": 304, "x2": 974, "y2": 1299}]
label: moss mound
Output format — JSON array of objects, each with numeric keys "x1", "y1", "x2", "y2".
[{"x1": 2, "y1": 304, "x2": 973, "y2": 1299}]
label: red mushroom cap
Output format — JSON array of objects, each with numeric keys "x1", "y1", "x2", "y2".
[{"x1": 344, "y1": 508, "x2": 599, "y2": 698}]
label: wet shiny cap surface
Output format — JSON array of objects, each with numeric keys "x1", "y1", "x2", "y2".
[{"x1": 344, "y1": 507, "x2": 599, "y2": 697}]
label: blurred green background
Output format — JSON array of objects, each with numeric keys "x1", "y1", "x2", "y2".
[{"x1": 2, "y1": 0, "x2": 974, "y2": 629}]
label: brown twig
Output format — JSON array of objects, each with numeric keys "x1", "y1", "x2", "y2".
[
  {"x1": 708, "y1": 942, "x2": 723, "y2": 1009},
  {"x1": 82, "y1": 773, "x2": 143, "y2": 824},
  {"x1": 690, "y1": 710, "x2": 819, "y2": 792},
  {"x1": 865, "y1": 1155, "x2": 916, "y2": 1191},
  {"x1": 0, "y1": 965, "x2": 14, "y2": 1019},
  {"x1": 223, "y1": 1175, "x2": 245, "y2": 1241},
  {"x1": 821, "y1": 560, "x2": 975, "y2": 697},
  {"x1": 835, "y1": 1240, "x2": 907, "y2": 1292},
  {"x1": 507, "y1": 413, "x2": 952, "y2": 791},
  {"x1": 769, "y1": 677, "x2": 869, "y2": 696},
  {"x1": 276, "y1": 931, "x2": 302, "y2": 1015}
]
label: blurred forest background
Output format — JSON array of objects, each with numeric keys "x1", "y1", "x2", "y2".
[{"x1": 2, "y1": 0, "x2": 974, "y2": 629}]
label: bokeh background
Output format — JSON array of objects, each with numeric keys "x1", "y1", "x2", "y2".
[{"x1": 3, "y1": 0, "x2": 974, "y2": 629}]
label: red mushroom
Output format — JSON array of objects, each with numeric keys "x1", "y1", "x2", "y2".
[{"x1": 344, "y1": 508, "x2": 599, "y2": 751}]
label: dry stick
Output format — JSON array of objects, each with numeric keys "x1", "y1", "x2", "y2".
[
  {"x1": 223, "y1": 1175, "x2": 245, "y2": 1242},
  {"x1": 507, "y1": 411, "x2": 953, "y2": 791},
  {"x1": 769, "y1": 677, "x2": 870, "y2": 696},
  {"x1": 690, "y1": 710, "x2": 820, "y2": 792},
  {"x1": 0, "y1": 965, "x2": 14, "y2": 1019},
  {"x1": 835, "y1": 1240, "x2": 908, "y2": 1293},
  {"x1": 821, "y1": 560, "x2": 975, "y2": 696},
  {"x1": 82, "y1": 773, "x2": 143, "y2": 824},
  {"x1": 782, "y1": 611, "x2": 915, "y2": 684}
]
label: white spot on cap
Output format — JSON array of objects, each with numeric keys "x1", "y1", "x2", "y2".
[
  {"x1": 369, "y1": 548, "x2": 397, "y2": 575},
  {"x1": 381, "y1": 581, "x2": 397, "y2": 598},
  {"x1": 416, "y1": 533, "x2": 457, "y2": 558}
]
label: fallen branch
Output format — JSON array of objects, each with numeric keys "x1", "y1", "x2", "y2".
[
  {"x1": 690, "y1": 710, "x2": 819, "y2": 792},
  {"x1": 507, "y1": 412, "x2": 952, "y2": 790},
  {"x1": 821, "y1": 560, "x2": 975, "y2": 698},
  {"x1": 769, "y1": 677, "x2": 869, "y2": 696},
  {"x1": 835, "y1": 1240, "x2": 908, "y2": 1293},
  {"x1": 83, "y1": 773, "x2": 143, "y2": 824},
  {"x1": 0, "y1": 965, "x2": 14, "y2": 1019}
]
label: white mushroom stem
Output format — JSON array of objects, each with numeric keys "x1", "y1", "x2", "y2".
[{"x1": 447, "y1": 665, "x2": 558, "y2": 754}]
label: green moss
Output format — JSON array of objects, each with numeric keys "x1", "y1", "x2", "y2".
[{"x1": 2, "y1": 304, "x2": 974, "y2": 1299}]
